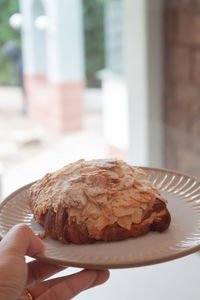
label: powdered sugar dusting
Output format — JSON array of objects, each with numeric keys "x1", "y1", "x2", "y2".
[{"x1": 29, "y1": 159, "x2": 166, "y2": 236}]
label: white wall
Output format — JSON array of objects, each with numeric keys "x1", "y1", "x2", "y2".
[
  {"x1": 102, "y1": 75, "x2": 129, "y2": 151},
  {"x1": 123, "y1": 0, "x2": 164, "y2": 167},
  {"x1": 101, "y1": 0, "x2": 163, "y2": 167}
]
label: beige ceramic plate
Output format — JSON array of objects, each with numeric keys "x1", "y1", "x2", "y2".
[{"x1": 1, "y1": 167, "x2": 200, "y2": 269}]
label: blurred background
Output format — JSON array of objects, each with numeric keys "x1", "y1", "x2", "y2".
[{"x1": 1, "y1": 0, "x2": 200, "y2": 299}]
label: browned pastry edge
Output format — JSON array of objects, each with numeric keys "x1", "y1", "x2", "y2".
[{"x1": 32, "y1": 199, "x2": 171, "y2": 244}]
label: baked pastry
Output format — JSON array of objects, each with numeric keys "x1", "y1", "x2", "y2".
[{"x1": 29, "y1": 159, "x2": 171, "y2": 244}]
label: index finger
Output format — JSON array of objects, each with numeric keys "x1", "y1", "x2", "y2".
[
  {"x1": 33, "y1": 269, "x2": 109, "y2": 300},
  {"x1": 27, "y1": 260, "x2": 66, "y2": 288}
]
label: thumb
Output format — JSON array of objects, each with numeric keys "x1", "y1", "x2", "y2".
[{"x1": 0, "y1": 224, "x2": 46, "y2": 257}]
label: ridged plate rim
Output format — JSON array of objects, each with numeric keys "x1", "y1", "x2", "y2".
[{"x1": 0, "y1": 167, "x2": 200, "y2": 269}]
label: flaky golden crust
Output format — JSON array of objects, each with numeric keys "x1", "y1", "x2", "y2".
[
  {"x1": 29, "y1": 159, "x2": 171, "y2": 244},
  {"x1": 33, "y1": 199, "x2": 170, "y2": 244}
]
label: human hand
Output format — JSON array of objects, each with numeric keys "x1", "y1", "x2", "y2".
[{"x1": 0, "y1": 224, "x2": 110, "y2": 300}]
